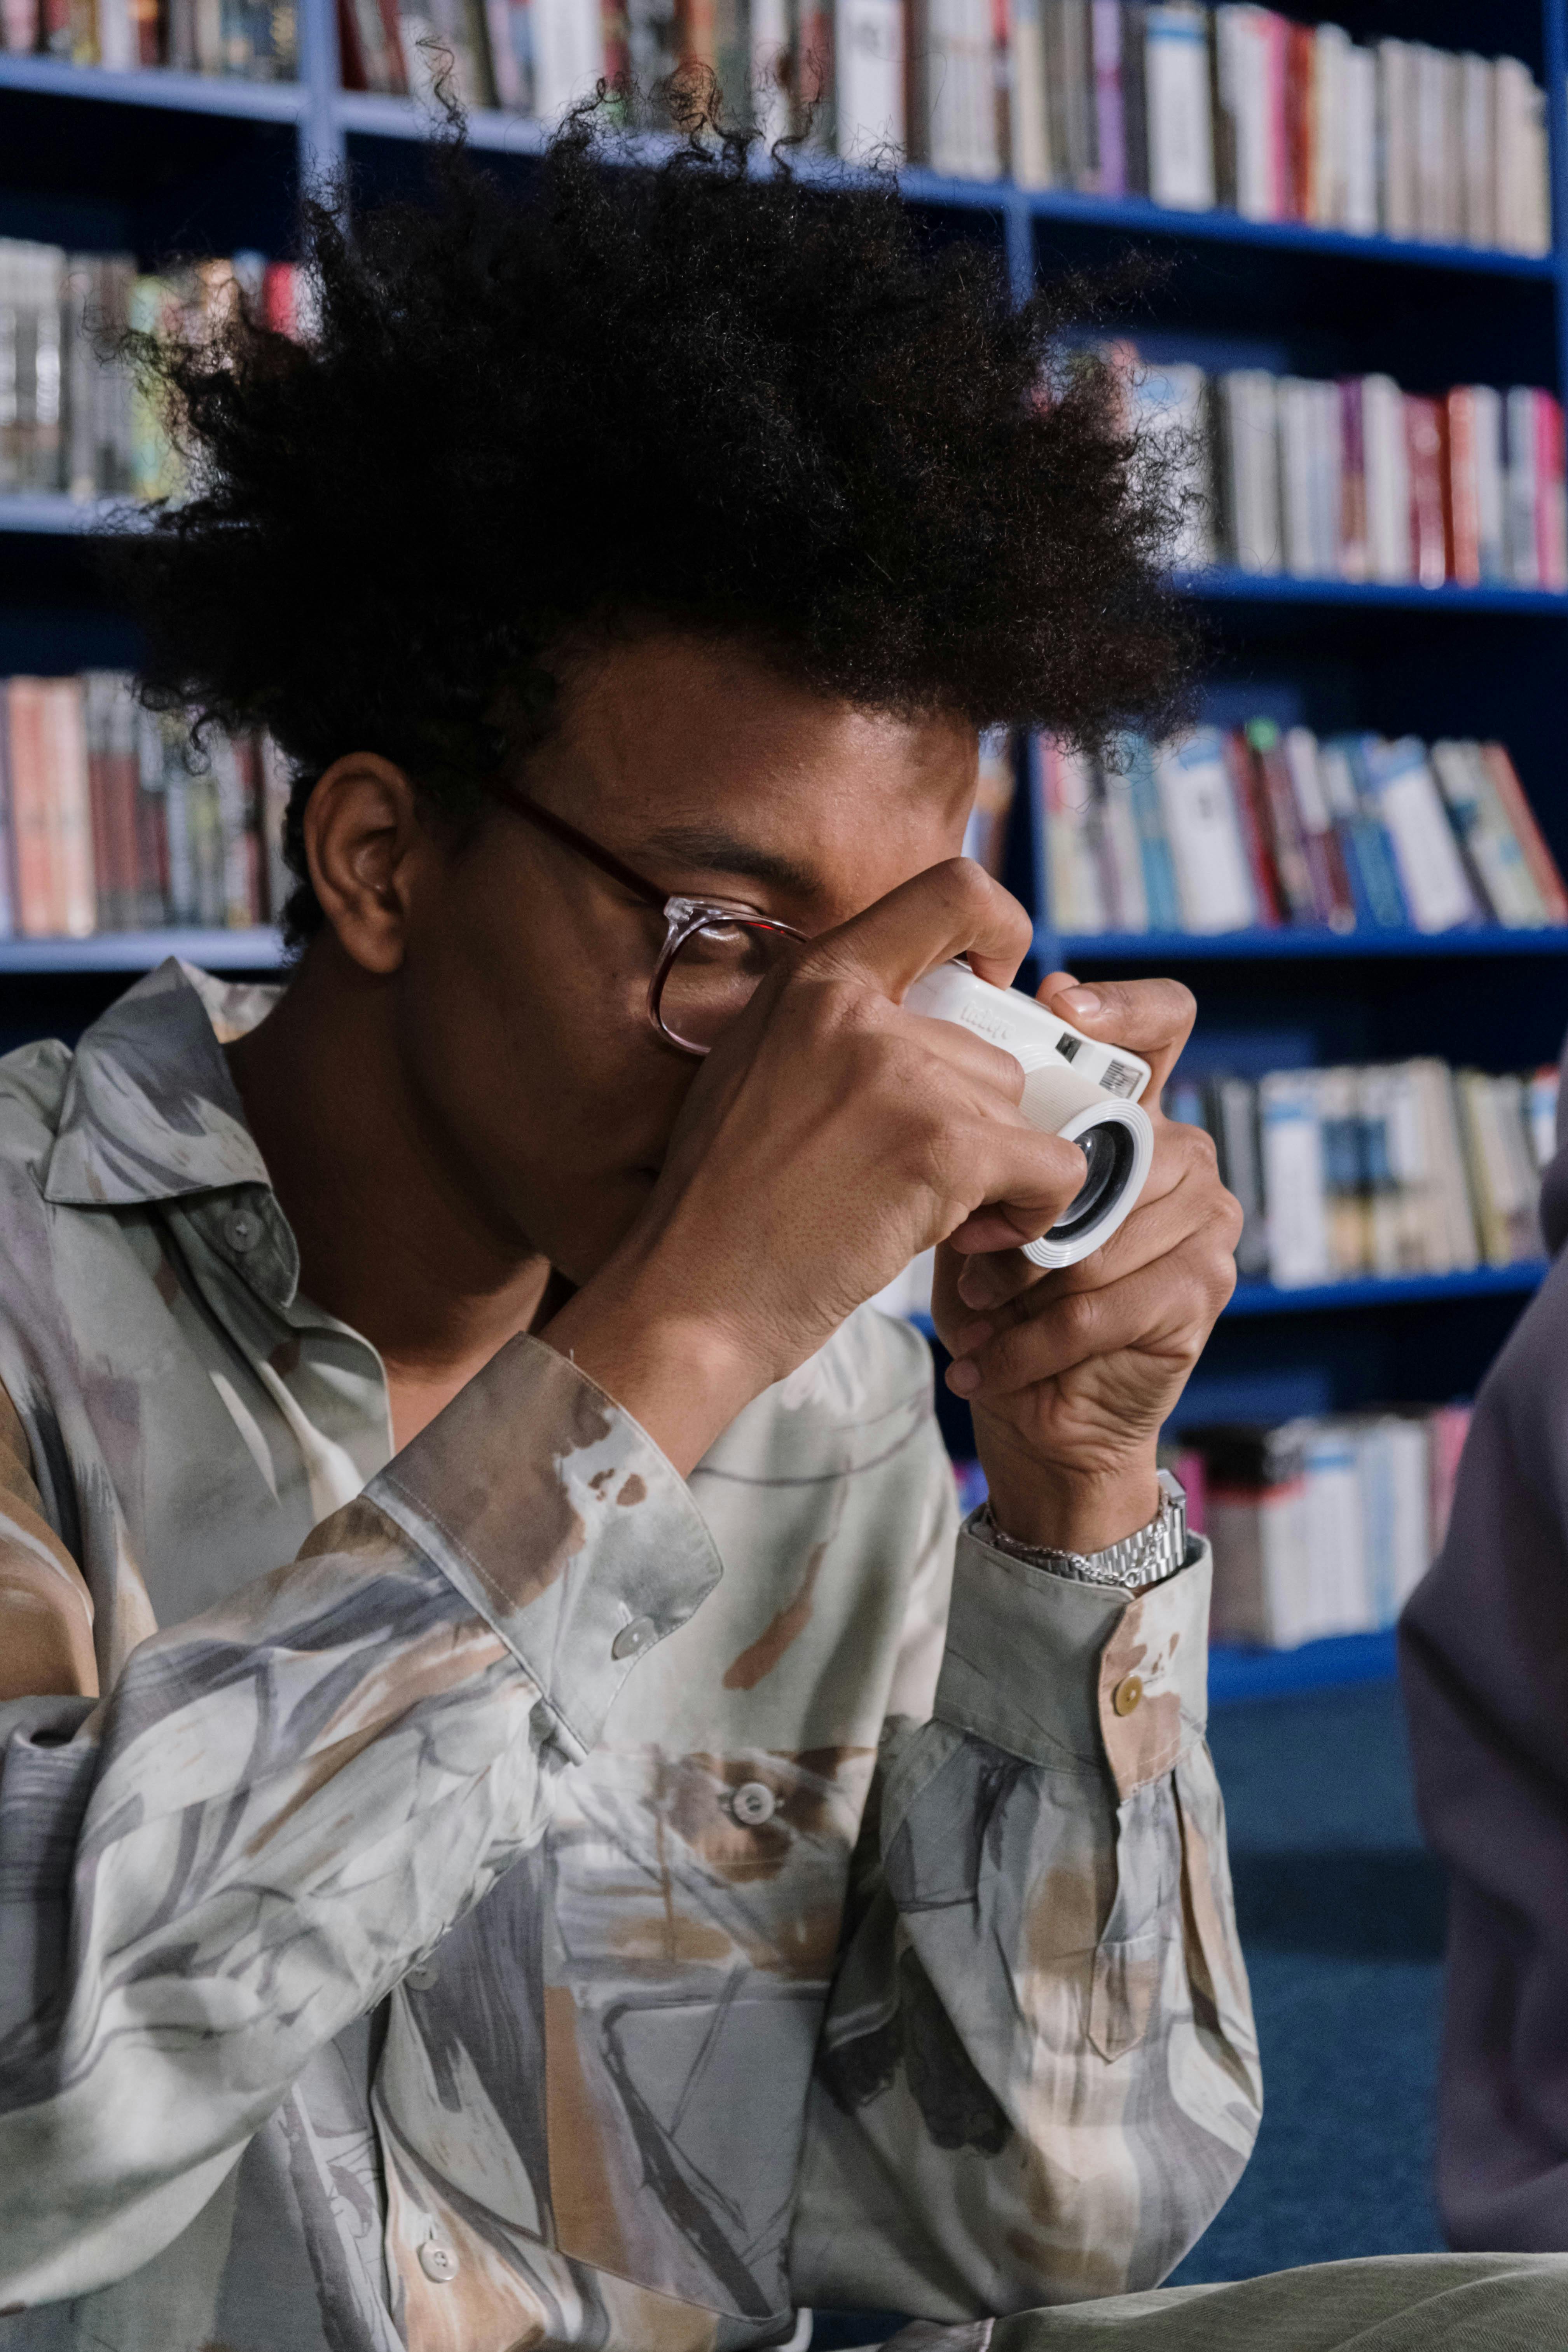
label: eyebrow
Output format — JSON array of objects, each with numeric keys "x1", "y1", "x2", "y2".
[{"x1": 639, "y1": 824, "x2": 822, "y2": 900}]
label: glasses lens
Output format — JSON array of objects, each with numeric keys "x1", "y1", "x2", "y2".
[{"x1": 658, "y1": 919, "x2": 790, "y2": 1053}]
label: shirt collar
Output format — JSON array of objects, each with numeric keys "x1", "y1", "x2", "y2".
[{"x1": 43, "y1": 957, "x2": 284, "y2": 1208}]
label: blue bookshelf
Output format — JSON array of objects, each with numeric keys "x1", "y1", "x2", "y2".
[{"x1": 1, "y1": 0, "x2": 1565, "y2": 1698}]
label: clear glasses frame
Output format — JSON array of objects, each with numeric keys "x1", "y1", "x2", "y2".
[{"x1": 492, "y1": 783, "x2": 807, "y2": 1058}]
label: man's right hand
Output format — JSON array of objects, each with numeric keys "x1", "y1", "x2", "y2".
[{"x1": 541, "y1": 859, "x2": 1093, "y2": 1473}]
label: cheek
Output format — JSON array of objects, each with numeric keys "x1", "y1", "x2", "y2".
[{"x1": 397, "y1": 868, "x2": 694, "y2": 1219}]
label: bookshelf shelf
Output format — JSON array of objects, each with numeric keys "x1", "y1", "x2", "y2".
[
  {"x1": 0, "y1": 494, "x2": 131, "y2": 536},
  {"x1": 0, "y1": 928, "x2": 283, "y2": 973},
  {"x1": 0, "y1": 56, "x2": 303, "y2": 119},
  {"x1": 1227, "y1": 1265, "x2": 1548, "y2": 1317},
  {"x1": 1044, "y1": 926, "x2": 1568, "y2": 962},
  {"x1": 1174, "y1": 568, "x2": 1568, "y2": 615}
]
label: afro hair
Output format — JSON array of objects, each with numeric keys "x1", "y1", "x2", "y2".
[{"x1": 127, "y1": 101, "x2": 1195, "y2": 945}]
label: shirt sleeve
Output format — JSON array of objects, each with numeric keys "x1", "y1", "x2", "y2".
[
  {"x1": 0, "y1": 1332, "x2": 721, "y2": 2308},
  {"x1": 789, "y1": 1510, "x2": 1262, "y2": 2316},
  {"x1": 0, "y1": 1381, "x2": 98, "y2": 1702},
  {"x1": 1401, "y1": 1252, "x2": 1568, "y2": 2252}
]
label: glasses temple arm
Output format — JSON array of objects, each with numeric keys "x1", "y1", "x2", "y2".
[{"x1": 490, "y1": 784, "x2": 671, "y2": 909}]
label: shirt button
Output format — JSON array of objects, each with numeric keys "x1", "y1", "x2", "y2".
[
  {"x1": 224, "y1": 1207, "x2": 261, "y2": 1253},
  {"x1": 406, "y1": 1961, "x2": 439, "y2": 1991},
  {"x1": 730, "y1": 1781, "x2": 777, "y2": 1826},
  {"x1": 418, "y1": 2241, "x2": 459, "y2": 2283},
  {"x1": 611, "y1": 1615, "x2": 658, "y2": 1661},
  {"x1": 1112, "y1": 1674, "x2": 1144, "y2": 1717}
]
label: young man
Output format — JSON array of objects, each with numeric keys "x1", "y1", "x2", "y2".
[{"x1": 1, "y1": 119, "x2": 1564, "y2": 2352}]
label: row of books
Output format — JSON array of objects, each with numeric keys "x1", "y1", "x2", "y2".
[
  {"x1": 1129, "y1": 354, "x2": 1568, "y2": 590},
  {"x1": 1016, "y1": 10, "x2": 1551, "y2": 250},
  {"x1": 1168, "y1": 1058, "x2": 1557, "y2": 1290},
  {"x1": 2, "y1": 0, "x2": 296, "y2": 75},
  {"x1": 0, "y1": 245, "x2": 305, "y2": 502},
  {"x1": 336, "y1": 0, "x2": 1555, "y2": 247},
  {"x1": 0, "y1": 671, "x2": 288, "y2": 937},
  {"x1": 1041, "y1": 725, "x2": 1568, "y2": 940},
  {"x1": 1182, "y1": 1405, "x2": 1471, "y2": 1649}
]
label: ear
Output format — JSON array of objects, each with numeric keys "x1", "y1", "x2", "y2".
[{"x1": 303, "y1": 754, "x2": 425, "y2": 976}]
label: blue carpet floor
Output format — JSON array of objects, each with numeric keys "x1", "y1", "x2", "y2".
[
  {"x1": 811, "y1": 1676, "x2": 1447, "y2": 2345},
  {"x1": 1168, "y1": 1676, "x2": 1447, "y2": 2282}
]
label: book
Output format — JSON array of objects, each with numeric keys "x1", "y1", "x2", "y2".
[
  {"x1": 837, "y1": 0, "x2": 905, "y2": 156},
  {"x1": 1144, "y1": 2, "x2": 1212, "y2": 210},
  {"x1": 1355, "y1": 735, "x2": 1478, "y2": 934},
  {"x1": 1152, "y1": 725, "x2": 1255, "y2": 931}
]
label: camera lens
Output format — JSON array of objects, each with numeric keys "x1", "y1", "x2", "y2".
[{"x1": 1048, "y1": 1119, "x2": 1135, "y2": 1243}]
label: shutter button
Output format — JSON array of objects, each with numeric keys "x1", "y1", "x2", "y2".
[
  {"x1": 419, "y1": 2240, "x2": 459, "y2": 2283},
  {"x1": 224, "y1": 1207, "x2": 261, "y2": 1254},
  {"x1": 731, "y1": 1781, "x2": 777, "y2": 1826},
  {"x1": 1112, "y1": 1674, "x2": 1144, "y2": 1717},
  {"x1": 611, "y1": 1615, "x2": 657, "y2": 1661}
]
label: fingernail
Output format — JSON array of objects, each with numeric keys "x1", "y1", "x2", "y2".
[
  {"x1": 1059, "y1": 986, "x2": 1103, "y2": 1020},
  {"x1": 952, "y1": 1318, "x2": 992, "y2": 1356},
  {"x1": 947, "y1": 1359, "x2": 980, "y2": 1396},
  {"x1": 959, "y1": 1264, "x2": 1002, "y2": 1309}
]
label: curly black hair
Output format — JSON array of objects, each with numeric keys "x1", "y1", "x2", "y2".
[{"x1": 128, "y1": 103, "x2": 1194, "y2": 946}]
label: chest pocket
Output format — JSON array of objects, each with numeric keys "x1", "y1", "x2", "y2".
[{"x1": 543, "y1": 1742, "x2": 868, "y2": 2319}]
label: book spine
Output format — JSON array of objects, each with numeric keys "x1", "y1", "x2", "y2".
[
  {"x1": 1144, "y1": 2, "x2": 1212, "y2": 210},
  {"x1": 1284, "y1": 15, "x2": 1311, "y2": 222},
  {"x1": 1120, "y1": 0, "x2": 1147, "y2": 194},
  {"x1": 1535, "y1": 391, "x2": 1568, "y2": 594},
  {"x1": 1378, "y1": 37, "x2": 1413, "y2": 239},
  {"x1": 7, "y1": 681, "x2": 52, "y2": 938},
  {"x1": 1248, "y1": 723, "x2": 1317, "y2": 921},
  {"x1": 1362, "y1": 374, "x2": 1410, "y2": 583},
  {"x1": 47, "y1": 677, "x2": 94, "y2": 938},
  {"x1": 1124, "y1": 733, "x2": 1180, "y2": 928},
  {"x1": 1472, "y1": 382, "x2": 1505, "y2": 582},
  {"x1": 1154, "y1": 726, "x2": 1256, "y2": 932},
  {"x1": 1337, "y1": 374, "x2": 1367, "y2": 580},
  {"x1": 1222, "y1": 725, "x2": 1282, "y2": 924},
  {"x1": 1444, "y1": 386, "x2": 1479, "y2": 587},
  {"x1": 0, "y1": 681, "x2": 11, "y2": 939},
  {"x1": 1481, "y1": 743, "x2": 1568, "y2": 922},
  {"x1": 1089, "y1": 0, "x2": 1121, "y2": 195},
  {"x1": 1007, "y1": 0, "x2": 1050, "y2": 183},
  {"x1": 1404, "y1": 392, "x2": 1447, "y2": 588},
  {"x1": 1343, "y1": 41, "x2": 1376, "y2": 232},
  {"x1": 836, "y1": 0, "x2": 905, "y2": 156},
  {"x1": 1505, "y1": 384, "x2": 1540, "y2": 587}
]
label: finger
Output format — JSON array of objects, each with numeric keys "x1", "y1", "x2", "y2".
[
  {"x1": 903, "y1": 1011, "x2": 1026, "y2": 1109},
  {"x1": 948, "y1": 1227, "x2": 1237, "y2": 1402},
  {"x1": 943, "y1": 1121, "x2": 1091, "y2": 1251},
  {"x1": 1035, "y1": 971, "x2": 1197, "y2": 1102},
  {"x1": 942, "y1": 1134, "x2": 1239, "y2": 1358},
  {"x1": 946, "y1": 1079, "x2": 1222, "y2": 1313},
  {"x1": 804, "y1": 856, "x2": 1033, "y2": 999}
]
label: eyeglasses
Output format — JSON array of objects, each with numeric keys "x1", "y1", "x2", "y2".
[{"x1": 492, "y1": 784, "x2": 807, "y2": 1058}]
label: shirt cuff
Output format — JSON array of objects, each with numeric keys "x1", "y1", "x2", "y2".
[
  {"x1": 933, "y1": 1507, "x2": 1212, "y2": 1798},
  {"x1": 368, "y1": 1331, "x2": 723, "y2": 1765}
]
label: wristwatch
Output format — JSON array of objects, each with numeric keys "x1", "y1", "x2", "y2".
[{"x1": 978, "y1": 1467, "x2": 1189, "y2": 1592}]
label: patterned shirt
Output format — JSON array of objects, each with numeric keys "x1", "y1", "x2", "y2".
[{"x1": 0, "y1": 960, "x2": 1260, "y2": 2352}]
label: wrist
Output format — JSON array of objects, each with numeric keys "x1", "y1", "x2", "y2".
[
  {"x1": 538, "y1": 1252, "x2": 769, "y2": 1477},
  {"x1": 976, "y1": 1432, "x2": 1161, "y2": 1555}
]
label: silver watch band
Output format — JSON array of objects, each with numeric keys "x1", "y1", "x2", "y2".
[{"x1": 978, "y1": 1468, "x2": 1189, "y2": 1591}]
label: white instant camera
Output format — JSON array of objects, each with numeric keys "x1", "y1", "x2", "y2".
[{"x1": 905, "y1": 961, "x2": 1155, "y2": 1269}]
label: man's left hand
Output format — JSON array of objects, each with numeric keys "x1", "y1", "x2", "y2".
[{"x1": 931, "y1": 971, "x2": 1241, "y2": 1555}]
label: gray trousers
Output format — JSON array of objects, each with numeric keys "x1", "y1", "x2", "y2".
[{"x1": 882, "y1": 2255, "x2": 1568, "y2": 2352}]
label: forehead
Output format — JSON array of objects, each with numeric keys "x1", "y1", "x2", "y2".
[{"x1": 527, "y1": 632, "x2": 980, "y2": 913}]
